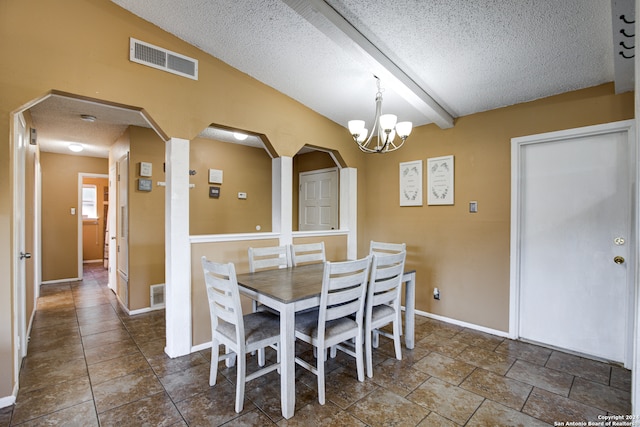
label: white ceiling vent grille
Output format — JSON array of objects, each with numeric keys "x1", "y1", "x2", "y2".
[
  {"x1": 130, "y1": 38, "x2": 198, "y2": 80},
  {"x1": 150, "y1": 283, "x2": 165, "y2": 309}
]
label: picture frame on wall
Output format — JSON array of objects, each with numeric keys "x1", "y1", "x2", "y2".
[
  {"x1": 428, "y1": 155, "x2": 454, "y2": 205},
  {"x1": 399, "y1": 160, "x2": 423, "y2": 206}
]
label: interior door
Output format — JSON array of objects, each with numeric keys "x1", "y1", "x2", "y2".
[
  {"x1": 108, "y1": 163, "x2": 117, "y2": 291},
  {"x1": 117, "y1": 154, "x2": 129, "y2": 278},
  {"x1": 514, "y1": 121, "x2": 634, "y2": 364},
  {"x1": 13, "y1": 113, "x2": 28, "y2": 371},
  {"x1": 299, "y1": 168, "x2": 338, "y2": 231}
]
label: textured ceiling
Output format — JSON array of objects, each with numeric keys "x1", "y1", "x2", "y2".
[
  {"x1": 111, "y1": 0, "x2": 619, "y2": 127},
  {"x1": 30, "y1": 1, "x2": 632, "y2": 157}
]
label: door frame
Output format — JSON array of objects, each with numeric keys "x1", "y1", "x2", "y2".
[
  {"x1": 77, "y1": 173, "x2": 109, "y2": 279},
  {"x1": 509, "y1": 119, "x2": 636, "y2": 367}
]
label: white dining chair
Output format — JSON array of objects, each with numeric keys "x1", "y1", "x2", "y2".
[
  {"x1": 290, "y1": 241, "x2": 326, "y2": 266},
  {"x1": 248, "y1": 245, "x2": 291, "y2": 313},
  {"x1": 365, "y1": 251, "x2": 407, "y2": 378},
  {"x1": 369, "y1": 240, "x2": 406, "y2": 256},
  {"x1": 201, "y1": 256, "x2": 281, "y2": 413},
  {"x1": 294, "y1": 255, "x2": 371, "y2": 405}
]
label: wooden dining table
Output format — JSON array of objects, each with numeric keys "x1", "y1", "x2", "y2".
[{"x1": 235, "y1": 262, "x2": 416, "y2": 419}]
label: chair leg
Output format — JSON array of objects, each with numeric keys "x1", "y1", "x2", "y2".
[
  {"x1": 317, "y1": 347, "x2": 326, "y2": 405},
  {"x1": 226, "y1": 345, "x2": 236, "y2": 367},
  {"x1": 393, "y1": 319, "x2": 402, "y2": 361},
  {"x1": 365, "y1": 327, "x2": 374, "y2": 378},
  {"x1": 355, "y1": 332, "x2": 365, "y2": 382},
  {"x1": 258, "y1": 347, "x2": 265, "y2": 367},
  {"x1": 235, "y1": 352, "x2": 246, "y2": 413},
  {"x1": 373, "y1": 329, "x2": 379, "y2": 348},
  {"x1": 210, "y1": 339, "x2": 220, "y2": 386}
]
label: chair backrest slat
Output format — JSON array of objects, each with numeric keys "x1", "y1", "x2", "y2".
[
  {"x1": 291, "y1": 242, "x2": 325, "y2": 266},
  {"x1": 369, "y1": 241, "x2": 406, "y2": 256},
  {"x1": 248, "y1": 246, "x2": 291, "y2": 272}
]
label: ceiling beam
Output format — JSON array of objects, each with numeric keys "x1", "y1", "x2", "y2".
[{"x1": 281, "y1": 0, "x2": 455, "y2": 129}]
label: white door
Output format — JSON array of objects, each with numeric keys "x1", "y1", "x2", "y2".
[
  {"x1": 299, "y1": 168, "x2": 338, "y2": 231},
  {"x1": 512, "y1": 120, "x2": 635, "y2": 365},
  {"x1": 117, "y1": 154, "x2": 129, "y2": 278},
  {"x1": 13, "y1": 114, "x2": 28, "y2": 374},
  {"x1": 108, "y1": 163, "x2": 117, "y2": 291}
]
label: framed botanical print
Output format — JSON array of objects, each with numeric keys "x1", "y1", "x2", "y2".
[
  {"x1": 399, "y1": 160, "x2": 423, "y2": 206},
  {"x1": 428, "y1": 155, "x2": 454, "y2": 205}
]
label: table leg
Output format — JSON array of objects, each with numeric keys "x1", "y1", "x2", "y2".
[
  {"x1": 404, "y1": 272, "x2": 416, "y2": 349},
  {"x1": 280, "y1": 304, "x2": 296, "y2": 419}
]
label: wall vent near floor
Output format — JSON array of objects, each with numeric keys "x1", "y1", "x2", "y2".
[
  {"x1": 129, "y1": 38, "x2": 198, "y2": 80},
  {"x1": 150, "y1": 283, "x2": 166, "y2": 308}
]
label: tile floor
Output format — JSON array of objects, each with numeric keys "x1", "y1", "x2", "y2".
[{"x1": 0, "y1": 263, "x2": 632, "y2": 426}]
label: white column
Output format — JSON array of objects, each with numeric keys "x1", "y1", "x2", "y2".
[
  {"x1": 340, "y1": 167, "x2": 357, "y2": 259},
  {"x1": 273, "y1": 156, "x2": 293, "y2": 246},
  {"x1": 164, "y1": 137, "x2": 192, "y2": 358}
]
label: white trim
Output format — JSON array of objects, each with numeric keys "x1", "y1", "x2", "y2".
[
  {"x1": 340, "y1": 168, "x2": 357, "y2": 260},
  {"x1": 510, "y1": 119, "x2": 636, "y2": 366},
  {"x1": 190, "y1": 232, "x2": 280, "y2": 244},
  {"x1": 0, "y1": 394, "x2": 16, "y2": 409},
  {"x1": 416, "y1": 309, "x2": 510, "y2": 338},
  {"x1": 274, "y1": 157, "x2": 293, "y2": 246},
  {"x1": 115, "y1": 294, "x2": 165, "y2": 316},
  {"x1": 292, "y1": 229, "x2": 349, "y2": 238},
  {"x1": 41, "y1": 278, "x2": 81, "y2": 284},
  {"x1": 191, "y1": 341, "x2": 212, "y2": 353},
  {"x1": 164, "y1": 137, "x2": 192, "y2": 358}
]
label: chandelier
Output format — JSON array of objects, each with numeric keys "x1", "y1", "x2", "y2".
[{"x1": 348, "y1": 77, "x2": 413, "y2": 153}]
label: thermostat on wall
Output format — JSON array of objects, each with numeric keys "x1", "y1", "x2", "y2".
[{"x1": 209, "y1": 169, "x2": 223, "y2": 184}]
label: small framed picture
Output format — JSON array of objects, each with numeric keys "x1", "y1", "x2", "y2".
[
  {"x1": 137, "y1": 178, "x2": 152, "y2": 192},
  {"x1": 399, "y1": 160, "x2": 423, "y2": 206},
  {"x1": 139, "y1": 162, "x2": 152, "y2": 177},
  {"x1": 428, "y1": 155, "x2": 454, "y2": 205}
]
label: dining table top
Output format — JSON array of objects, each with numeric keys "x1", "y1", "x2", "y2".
[{"x1": 235, "y1": 263, "x2": 325, "y2": 304}]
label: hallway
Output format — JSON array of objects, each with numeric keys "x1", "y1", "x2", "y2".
[{"x1": 0, "y1": 264, "x2": 632, "y2": 426}]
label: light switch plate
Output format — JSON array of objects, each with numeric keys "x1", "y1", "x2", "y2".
[{"x1": 469, "y1": 201, "x2": 478, "y2": 213}]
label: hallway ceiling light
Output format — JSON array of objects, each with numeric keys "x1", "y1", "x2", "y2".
[
  {"x1": 348, "y1": 77, "x2": 412, "y2": 154},
  {"x1": 233, "y1": 132, "x2": 249, "y2": 141},
  {"x1": 80, "y1": 114, "x2": 97, "y2": 122},
  {"x1": 69, "y1": 143, "x2": 84, "y2": 152}
]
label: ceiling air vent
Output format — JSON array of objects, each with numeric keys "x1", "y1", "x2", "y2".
[{"x1": 129, "y1": 38, "x2": 198, "y2": 80}]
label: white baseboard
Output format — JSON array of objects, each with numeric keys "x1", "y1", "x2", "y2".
[
  {"x1": 116, "y1": 295, "x2": 162, "y2": 317},
  {"x1": 191, "y1": 341, "x2": 212, "y2": 353},
  {"x1": 41, "y1": 277, "x2": 80, "y2": 284},
  {"x1": 0, "y1": 391, "x2": 16, "y2": 408},
  {"x1": 82, "y1": 259, "x2": 103, "y2": 264},
  {"x1": 414, "y1": 308, "x2": 509, "y2": 338}
]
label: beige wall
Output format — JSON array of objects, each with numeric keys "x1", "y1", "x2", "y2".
[
  {"x1": 127, "y1": 127, "x2": 166, "y2": 310},
  {"x1": 40, "y1": 153, "x2": 108, "y2": 281},
  {"x1": 363, "y1": 84, "x2": 634, "y2": 331},
  {"x1": 190, "y1": 138, "x2": 273, "y2": 235}
]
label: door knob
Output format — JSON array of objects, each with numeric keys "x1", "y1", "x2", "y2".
[
  {"x1": 20, "y1": 252, "x2": 31, "y2": 260},
  {"x1": 614, "y1": 256, "x2": 625, "y2": 264}
]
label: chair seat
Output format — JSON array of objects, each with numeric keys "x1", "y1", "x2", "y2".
[
  {"x1": 295, "y1": 310, "x2": 358, "y2": 340},
  {"x1": 218, "y1": 312, "x2": 280, "y2": 345},
  {"x1": 371, "y1": 304, "x2": 395, "y2": 322}
]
